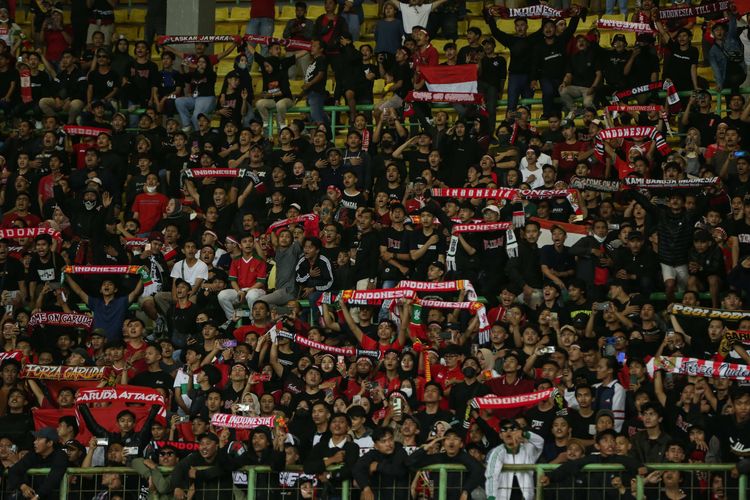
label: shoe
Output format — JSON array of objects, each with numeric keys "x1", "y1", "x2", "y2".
[{"x1": 154, "y1": 316, "x2": 167, "y2": 336}]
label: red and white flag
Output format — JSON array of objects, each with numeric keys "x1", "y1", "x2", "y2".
[{"x1": 419, "y1": 64, "x2": 478, "y2": 94}]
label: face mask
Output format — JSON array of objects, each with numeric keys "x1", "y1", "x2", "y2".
[
  {"x1": 237, "y1": 62, "x2": 247, "y2": 70},
  {"x1": 84, "y1": 200, "x2": 96, "y2": 211},
  {"x1": 401, "y1": 387, "x2": 413, "y2": 398},
  {"x1": 380, "y1": 141, "x2": 393, "y2": 150},
  {"x1": 497, "y1": 134, "x2": 510, "y2": 145},
  {"x1": 295, "y1": 408, "x2": 309, "y2": 417},
  {"x1": 145, "y1": 185, "x2": 157, "y2": 193},
  {"x1": 462, "y1": 367, "x2": 478, "y2": 378}
]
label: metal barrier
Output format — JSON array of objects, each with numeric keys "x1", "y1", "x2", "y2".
[{"x1": 7, "y1": 461, "x2": 749, "y2": 499}]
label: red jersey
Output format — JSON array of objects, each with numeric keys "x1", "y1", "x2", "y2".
[
  {"x1": 359, "y1": 334, "x2": 404, "y2": 356},
  {"x1": 229, "y1": 255, "x2": 268, "y2": 289},
  {"x1": 553, "y1": 140, "x2": 588, "y2": 181},
  {"x1": 132, "y1": 192, "x2": 169, "y2": 232}
]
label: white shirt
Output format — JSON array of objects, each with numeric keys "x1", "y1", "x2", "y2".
[
  {"x1": 520, "y1": 153, "x2": 552, "y2": 170},
  {"x1": 170, "y1": 258, "x2": 209, "y2": 286},
  {"x1": 520, "y1": 165, "x2": 544, "y2": 189},
  {"x1": 399, "y1": 2, "x2": 432, "y2": 33}
]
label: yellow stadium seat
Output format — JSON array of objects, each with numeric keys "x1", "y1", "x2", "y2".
[
  {"x1": 273, "y1": 24, "x2": 285, "y2": 38},
  {"x1": 279, "y1": 5, "x2": 296, "y2": 20},
  {"x1": 229, "y1": 8, "x2": 251, "y2": 22},
  {"x1": 216, "y1": 8, "x2": 232, "y2": 22},
  {"x1": 115, "y1": 9, "x2": 130, "y2": 23},
  {"x1": 363, "y1": 3, "x2": 380, "y2": 17},
  {"x1": 129, "y1": 9, "x2": 146, "y2": 23},
  {"x1": 216, "y1": 23, "x2": 241, "y2": 36},
  {"x1": 308, "y1": 6, "x2": 325, "y2": 18}
]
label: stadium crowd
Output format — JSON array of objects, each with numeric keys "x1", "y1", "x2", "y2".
[{"x1": 1, "y1": 0, "x2": 750, "y2": 499}]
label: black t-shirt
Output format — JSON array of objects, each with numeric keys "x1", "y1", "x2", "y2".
[
  {"x1": 0, "y1": 257, "x2": 25, "y2": 292},
  {"x1": 568, "y1": 409, "x2": 597, "y2": 440},
  {"x1": 27, "y1": 253, "x2": 64, "y2": 284},
  {"x1": 601, "y1": 48, "x2": 631, "y2": 89},
  {"x1": 393, "y1": 62, "x2": 413, "y2": 99},
  {"x1": 730, "y1": 219, "x2": 750, "y2": 260},
  {"x1": 403, "y1": 149, "x2": 429, "y2": 180},
  {"x1": 130, "y1": 370, "x2": 174, "y2": 390},
  {"x1": 351, "y1": 230, "x2": 381, "y2": 282},
  {"x1": 380, "y1": 226, "x2": 411, "y2": 281},
  {"x1": 686, "y1": 111, "x2": 720, "y2": 147},
  {"x1": 126, "y1": 60, "x2": 160, "y2": 105},
  {"x1": 304, "y1": 56, "x2": 328, "y2": 94},
  {"x1": 415, "y1": 409, "x2": 455, "y2": 442},
  {"x1": 711, "y1": 414, "x2": 750, "y2": 463},
  {"x1": 409, "y1": 231, "x2": 447, "y2": 280},
  {"x1": 158, "y1": 69, "x2": 182, "y2": 98},
  {"x1": 29, "y1": 71, "x2": 52, "y2": 100},
  {"x1": 568, "y1": 49, "x2": 598, "y2": 87},
  {"x1": 524, "y1": 406, "x2": 557, "y2": 438},
  {"x1": 663, "y1": 40, "x2": 698, "y2": 92},
  {"x1": 256, "y1": 53, "x2": 295, "y2": 100},
  {"x1": 0, "y1": 67, "x2": 19, "y2": 102},
  {"x1": 88, "y1": 69, "x2": 120, "y2": 100},
  {"x1": 627, "y1": 49, "x2": 660, "y2": 87}
]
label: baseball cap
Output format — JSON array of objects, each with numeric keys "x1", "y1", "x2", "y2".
[
  {"x1": 612, "y1": 34, "x2": 627, "y2": 45},
  {"x1": 33, "y1": 427, "x2": 59, "y2": 441},
  {"x1": 482, "y1": 205, "x2": 501, "y2": 215},
  {"x1": 628, "y1": 231, "x2": 644, "y2": 241}
]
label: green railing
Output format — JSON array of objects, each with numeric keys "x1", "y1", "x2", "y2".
[{"x1": 17, "y1": 462, "x2": 748, "y2": 500}]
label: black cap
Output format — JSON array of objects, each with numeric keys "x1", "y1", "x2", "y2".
[
  {"x1": 693, "y1": 229, "x2": 712, "y2": 242},
  {"x1": 628, "y1": 231, "x2": 644, "y2": 240},
  {"x1": 429, "y1": 261, "x2": 446, "y2": 272},
  {"x1": 612, "y1": 34, "x2": 627, "y2": 45}
]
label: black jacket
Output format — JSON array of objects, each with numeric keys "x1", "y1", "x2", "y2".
[
  {"x1": 295, "y1": 254, "x2": 334, "y2": 292},
  {"x1": 352, "y1": 446, "x2": 411, "y2": 500},
  {"x1": 546, "y1": 454, "x2": 643, "y2": 500},
  {"x1": 78, "y1": 403, "x2": 161, "y2": 456},
  {"x1": 405, "y1": 448, "x2": 484, "y2": 500},
  {"x1": 303, "y1": 438, "x2": 360, "y2": 485},
  {"x1": 170, "y1": 449, "x2": 235, "y2": 499},
  {"x1": 7, "y1": 446, "x2": 69, "y2": 500}
]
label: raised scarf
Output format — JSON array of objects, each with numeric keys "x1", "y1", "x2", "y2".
[
  {"x1": 27, "y1": 312, "x2": 93, "y2": 332},
  {"x1": 597, "y1": 19, "x2": 655, "y2": 32},
  {"x1": 593, "y1": 126, "x2": 671, "y2": 162},
  {"x1": 62, "y1": 125, "x2": 111, "y2": 137},
  {"x1": 447, "y1": 222, "x2": 515, "y2": 270},
  {"x1": 243, "y1": 34, "x2": 312, "y2": 51},
  {"x1": 156, "y1": 35, "x2": 242, "y2": 45},
  {"x1": 647, "y1": 355, "x2": 750, "y2": 380},
  {"x1": 406, "y1": 91, "x2": 484, "y2": 104},
  {"x1": 211, "y1": 413, "x2": 276, "y2": 429},
  {"x1": 611, "y1": 80, "x2": 681, "y2": 113},
  {"x1": 658, "y1": 0, "x2": 731, "y2": 20},
  {"x1": 670, "y1": 303, "x2": 750, "y2": 322}
]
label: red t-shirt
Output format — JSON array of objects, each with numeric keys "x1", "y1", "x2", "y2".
[
  {"x1": 359, "y1": 335, "x2": 404, "y2": 356},
  {"x1": 553, "y1": 140, "x2": 588, "y2": 181},
  {"x1": 229, "y1": 255, "x2": 268, "y2": 289},
  {"x1": 250, "y1": 0, "x2": 276, "y2": 19},
  {"x1": 44, "y1": 27, "x2": 73, "y2": 62},
  {"x1": 2, "y1": 212, "x2": 41, "y2": 229},
  {"x1": 132, "y1": 192, "x2": 169, "y2": 233},
  {"x1": 232, "y1": 324, "x2": 268, "y2": 343}
]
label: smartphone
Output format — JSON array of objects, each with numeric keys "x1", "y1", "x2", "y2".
[
  {"x1": 123, "y1": 446, "x2": 139, "y2": 456},
  {"x1": 221, "y1": 339, "x2": 238, "y2": 348},
  {"x1": 593, "y1": 302, "x2": 609, "y2": 311},
  {"x1": 48, "y1": 281, "x2": 61, "y2": 290},
  {"x1": 550, "y1": 312, "x2": 558, "y2": 322},
  {"x1": 538, "y1": 346, "x2": 555, "y2": 355},
  {"x1": 439, "y1": 331, "x2": 453, "y2": 340},
  {"x1": 337, "y1": 355, "x2": 345, "y2": 365},
  {"x1": 392, "y1": 397, "x2": 402, "y2": 413},
  {"x1": 96, "y1": 438, "x2": 109, "y2": 446},
  {"x1": 9, "y1": 445, "x2": 17, "y2": 453},
  {"x1": 144, "y1": 243, "x2": 152, "y2": 253},
  {"x1": 235, "y1": 309, "x2": 251, "y2": 318},
  {"x1": 237, "y1": 404, "x2": 251, "y2": 412}
]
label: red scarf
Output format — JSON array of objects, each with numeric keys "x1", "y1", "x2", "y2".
[
  {"x1": 597, "y1": 19, "x2": 654, "y2": 32},
  {"x1": 243, "y1": 34, "x2": 311, "y2": 51},
  {"x1": 157, "y1": 35, "x2": 241, "y2": 45},
  {"x1": 594, "y1": 126, "x2": 671, "y2": 162},
  {"x1": 471, "y1": 388, "x2": 556, "y2": 409},
  {"x1": 406, "y1": 91, "x2": 484, "y2": 104},
  {"x1": 211, "y1": 414, "x2": 276, "y2": 429},
  {"x1": 486, "y1": 4, "x2": 582, "y2": 18},
  {"x1": 19, "y1": 68, "x2": 32, "y2": 104},
  {"x1": 658, "y1": 0, "x2": 731, "y2": 20},
  {"x1": 62, "y1": 125, "x2": 111, "y2": 137},
  {"x1": 611, "y1": 80, "x2": 681, "y2": 113},
  {"x1": 27, "y1": 312, "x2": 93, "y2": 332}
]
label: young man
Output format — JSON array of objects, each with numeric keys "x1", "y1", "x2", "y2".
[
  {"x1": 485, "y1": 419, "x2": 544, "y2": 500},
  {"x1": 217, "y1": 234, "x2": 268, "y2": 323}
]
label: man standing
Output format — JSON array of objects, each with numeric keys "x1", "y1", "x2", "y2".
[
  {"x1": 302, "y1": 39, "x2": 329, "y2": 125},
  {"x1": 171, "y1": 433, "x2": 234, "y2": 500},
  {"x1": 485, "y1": 421, "x2": 544, "y2": 500},
  {"x1": 246, "y1": 0, "x2": 276, "y2": 62}
]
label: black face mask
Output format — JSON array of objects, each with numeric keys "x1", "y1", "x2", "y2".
[
  {"x1": 497, "y1": 134, "x2": 510, "y2": 145},
  {"x1": 462, "y1": 367, "x2": 478, "y2": 378},
  {"x1": 380, "y1": 141, "x2": 393, "y2": 150},
  {"x1": 295, "y1": 408, "x2": 309, "y2": 417}
]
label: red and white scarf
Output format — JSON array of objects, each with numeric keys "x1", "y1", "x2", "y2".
[
  {"x1": 27, "y1": 312, "x2": 93, "y2": 332},
  {"x1": 431, "y1": 188, "x2": 582, "y2": 222},
  {"x1": 0, "y1": 227, "x2": 61, "y2": 241},
  {"x1": 340, "y1": 288, "x2": 417, "y2": 303},
  {"x1": 647, "y1": 356, "x2": 750, "y2": 381},
  {"x1": 157, "y1": 35, "x2": 242, "y2": 45},
  {"x1": 76, "y1": 385, "x2": 166, "y2": 406},
  {"x1": 62, "y1": 125, "x2": 111, "y2": 137},
  {"x1": 658, "y1": 0, "x2": 731, "y2": 20},
  {"x1": 185, "y1": 168, "x2": 240, "y2": 178},
  {"x1": 597, "y1": 19, "x2": 654, "y2": 32},
  {"x1": 470, "y1": 388, "x2": 556, "y2": 409},
  {"x1": 211, "y1": 413, "x2": 276, "y2": 429},
  {"x1": 405, "y1": 91, "x2": 484, "y2": 105},
  {"x1": 447, "y1": 222, "x2": 515, "y2": 270},
  {"x1": 64, "y1": 265, "x2": 143, "y2": 274},
  {"x1": 593, "y1": 126, "x2": 671, "y2": 161},
  {"x1": 243, "y1": 34, "x2": 312, "y2": 51},
  {"x1": 270, "y1": 324, "x2": 381, "y2": 358},
  {"x1": 611, "y1": 80, "x2": 681, "y2": 113},
  {"x1": 606, "y1": 105, "x2": 662, "y2": 113},
  {"x1": 266, "y1": 213, "x2": 320, "y2": 234},
  {"x1": 0, "y1": 351, "x2": 23, "y2": 364}
]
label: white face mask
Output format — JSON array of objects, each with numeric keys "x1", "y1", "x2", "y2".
[
  {"x1": 238, "y1": 62, "x2": 247, "y2": 69},
  {"x1": 145, "y1": 185, "x2": 157, "y2": 193},
  {"x1": 84, "y1": 200, "x2": 96, "y2": 211},
  {"x1": 401, "y1": 387, "x2": 413, "y2": 398}
]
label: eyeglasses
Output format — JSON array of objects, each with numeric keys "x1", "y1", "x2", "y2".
[{"x1": 159, "y1": 451, "x2": 175, "y2": 456}]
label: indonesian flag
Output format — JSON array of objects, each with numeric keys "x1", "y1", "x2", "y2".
[
  {"x1": 420, "y1": 64, "x2": 478, "y2": 94},
  {"x1": 530, "y1": 217, "x2": 588, "y2": 247}
]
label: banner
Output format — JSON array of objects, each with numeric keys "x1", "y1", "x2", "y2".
[
  {"x1": 27, "y1": 312, "x2": 93, "y2": 332},
  {"x1": 210, "y1": 413, "x2": 276, "y2": 429},
  {"x1": 570, "y1": 176, "x2": 622, "y2": 193},
  {"x1": 671, "y1": 303, "x2": 750, "y2": 322},
  {"x1": 622, "y1": 177, "x2": 720, "y2": 189},
  {"x1": 658, "y1": 0, "x2": 731, "y2": 20},
  {"x1": 0, "y1": 227, "x2": 61, "y2": 240},
  {"x1": 340, "y1": 288, "x2": 417, "y2": 303},
  {"x1": 470, "y1": 388, "x2": 556, "y2": 409},
  {"x1": 63, "y1": 265, "x2": 144, "y2": 274},
  {"x1": 33, "y1": 406, "x2": 157, "y2": 446},
  {"x1": 62, "y1": 125, "x2": 111, "y2": 137},
  {"x1": 648, "y1": 356, "x2": 750, "y2": 380},
  {"x1": 157, "y1": 35, "x2": 242, "y2": 45},
  {"x1": 76, "y1": 386, "x2": 166, "y2": 406},
  {"x1": 242, "y1": 34, "x2": 311, "y2": 51},
  {"x1": 406, "y1": 90, "x2": 484, "y2": 104},
  {"x1": 20, "y1": 364, "x2": 107, "y2": 381},
  {"x1": 419, "y1": 64, "x2": 478, "y2": 94},
  {"x1": 597, "y1": 19, "x2": 654, "y2": 32},
  {"x1": 486, "y1": 4, "x2": 582, "y2": 18}
]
